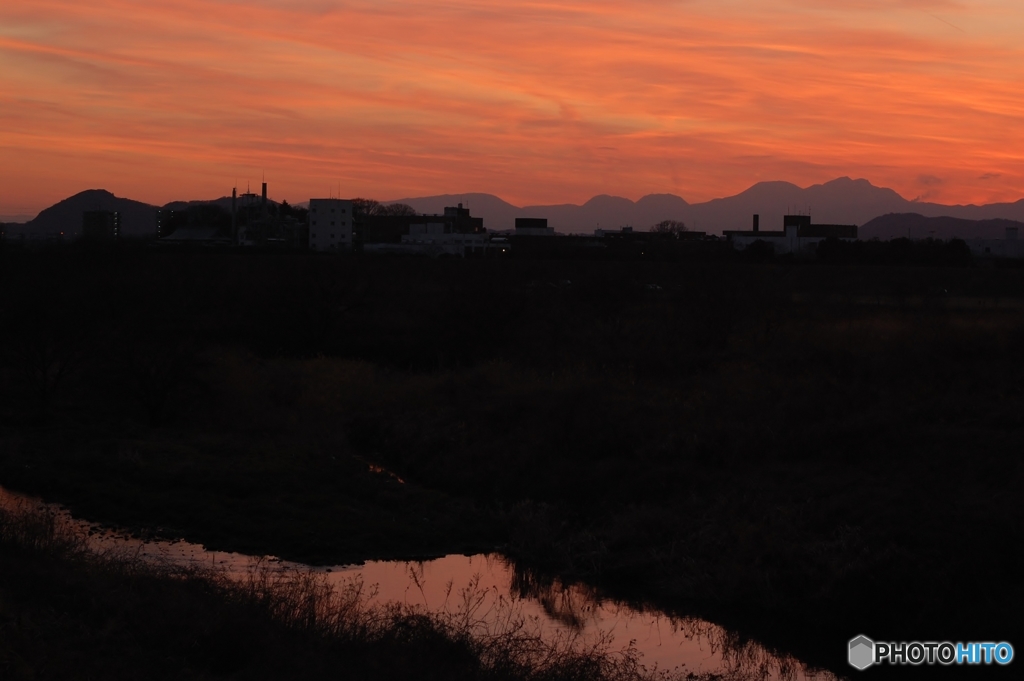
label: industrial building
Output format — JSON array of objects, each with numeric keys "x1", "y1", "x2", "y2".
[
  {"x1": 965, "y1": 227, "x2": 1024, "y2": 259},
  {"x1": 724, "y1": 215, "x2": 857, "y2": 254},
  {"x1": 396, "y1": 221, "x2": 495, "y2": 256}
]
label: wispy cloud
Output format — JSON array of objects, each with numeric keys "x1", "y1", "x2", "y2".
[{"x1": 2, "y1": 0, "x2": 1023, "y2": 212}]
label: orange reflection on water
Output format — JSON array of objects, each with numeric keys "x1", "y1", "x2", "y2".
[{"x1": 0, "y1": 486, "x2": 837, "y2": 679}]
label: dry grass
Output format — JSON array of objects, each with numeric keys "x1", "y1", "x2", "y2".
[{"x1": 1, "y1": 502, "x2": 739, "y2": 681}]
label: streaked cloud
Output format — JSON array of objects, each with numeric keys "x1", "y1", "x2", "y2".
[{"x1": 1, "y1": 0, "x2": 1023, "y2": 215}]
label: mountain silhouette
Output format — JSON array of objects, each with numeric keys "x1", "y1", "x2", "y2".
[
  {"x1": 391, "y1": 192, "x2": 691, "y2": 232},
  {"x1": 533, "y1": 194, "x2": 691, "y2": 233},
  {"x1": 9, "y1": 179, "x2": 1024, "y2": 239},
  {"x1": 15, "y1": 190, "x2": 158, "y2": 238},
  {"x1": 689, "y1": 177, "x2": 908, "y2": 232},
  {"x1": 393, "y1": 178, "x2": 1024, "y2": 235}
]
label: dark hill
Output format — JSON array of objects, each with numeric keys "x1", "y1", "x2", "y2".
[
  {"x1": 25, "y1": 190, "x2": 158, "y2": 238},
  {"x1": 860, "y1": 213, "x2": 1024, "y2": 241}
]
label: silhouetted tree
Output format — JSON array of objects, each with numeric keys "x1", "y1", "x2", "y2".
[
  {"x1": 352, "y1": 199, "x2": 417, "y2": 217},
  {"x1": 650, "y1": 220, "x2": 688, "y2": 234},
  {"x1": 280, "y1": 200, "x2": 309, "y2": 224},
  {"x1": 742, "y1": 239, "x2": 775, "y2": 262},
  {"x1": 942, "y1": 238, "x2": 972, "y2": 267}
]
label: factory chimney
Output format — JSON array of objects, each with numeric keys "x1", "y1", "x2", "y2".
[
  {"x1": 261, "y1": 182, "x2": 267, "y2": 213},
  {"x1": 232, "y1": 187, "x2": 237, "y2": 242},
  {"x1": 753, "y1": 214, "x2": 759, "y2": 233}
]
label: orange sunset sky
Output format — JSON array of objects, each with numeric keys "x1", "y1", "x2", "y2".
[{"x1": 2, "y1": 0, "x2": 1023, "y2": 218}]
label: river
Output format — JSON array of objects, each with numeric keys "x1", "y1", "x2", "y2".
[{"x1": 0, "y1": 485, "x2": 843, "y2": 680}]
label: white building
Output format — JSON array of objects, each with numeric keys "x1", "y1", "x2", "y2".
[
  {"x1": 965, "y1": 227, "x2": 1024, "y2": 259},
  {"x1": 399, "y1": 221, "x2": 493, "y2": 256},
  {"x1": 308, "y1": 198, "x2": 354, "y2": 252},
  {"x1": 515, "y1": 217, "x2": 555, "y2": 237}
]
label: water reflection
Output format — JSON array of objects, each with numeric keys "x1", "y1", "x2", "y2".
[{"x1": 0, "y1": 487, "x2": 841, "y2": 680}]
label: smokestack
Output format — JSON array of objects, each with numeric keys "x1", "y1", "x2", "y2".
[
  {"x1": 261, "y1": 182, "x2": 267, "y2": 211},
  {"x1": 232, "y1": 188, "x2": 237, "y2": 243},
  {"x1": 753, "y1": 214, "x2": 759, "y2": 233}
]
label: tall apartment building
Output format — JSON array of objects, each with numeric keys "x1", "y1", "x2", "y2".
[
  {"x1": 82, "y1": 210, "x2": 121, "y2": 240},
  {"x1": 308, "y1": 198, "x2": 354, "y2": 251}
]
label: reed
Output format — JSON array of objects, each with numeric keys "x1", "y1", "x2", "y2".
[{"x1": 1, "y1": 502, "x2": 735, "y2": 680}]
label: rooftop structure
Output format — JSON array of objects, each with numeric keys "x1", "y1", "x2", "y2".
[{"x1": 515, "y1": 217, "x2": 554, "y2": 237}]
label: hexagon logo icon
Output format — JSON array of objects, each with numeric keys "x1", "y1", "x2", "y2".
[{"x1": 849, "y1": 635, "x2": 875, "y2": 670}]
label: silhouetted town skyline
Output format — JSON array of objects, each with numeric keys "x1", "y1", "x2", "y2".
[{"x1": 4, "y1": 178, "x2": 1024, "y2": 261}]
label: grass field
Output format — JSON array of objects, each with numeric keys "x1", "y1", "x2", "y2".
[{"x1": 1, "y1": 247, "x2": 1021, "y2": 676}]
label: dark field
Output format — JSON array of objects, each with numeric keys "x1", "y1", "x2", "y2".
[{"x1": 1, "y1": 245, "x2": 1022, "y2": 677}]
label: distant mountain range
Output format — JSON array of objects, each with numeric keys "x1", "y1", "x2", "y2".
[
  {"x1": 392, "y1": 178, "x2": 1024, "y2": 235},
  {"x1": 5, "y1": 179, "x2": 1024, "y2": 239}
]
